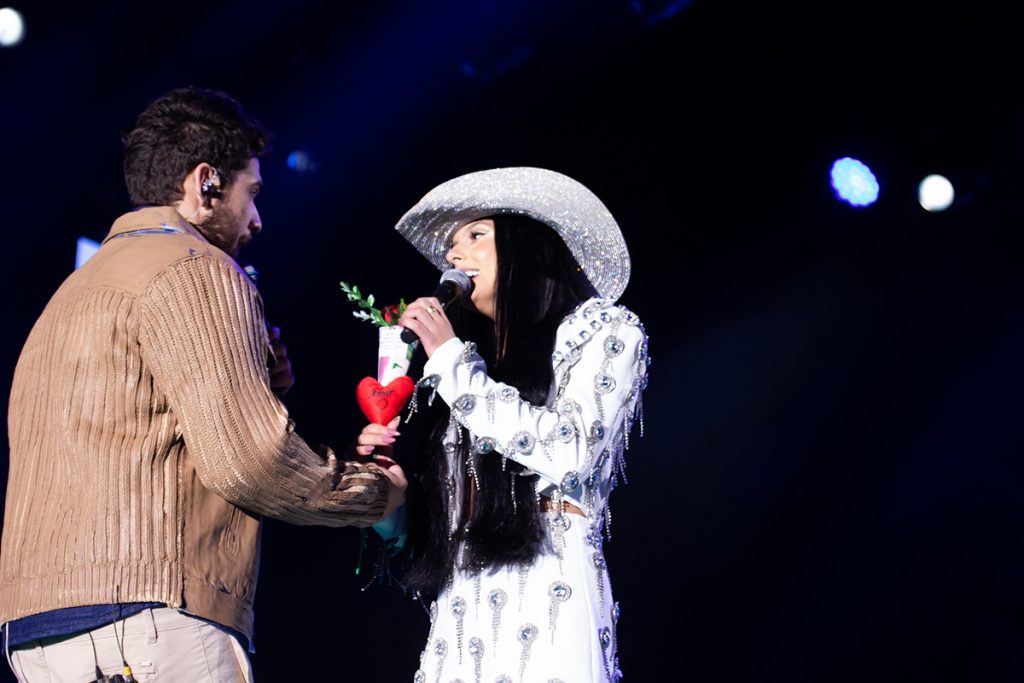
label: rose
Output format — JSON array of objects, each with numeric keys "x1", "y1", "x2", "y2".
[
  {"x1": 340, "y1": 281, "x2": 407, "y2": 328},
  {"x1": 381, "y1": 304, "x2": 402, "y2": 325}
]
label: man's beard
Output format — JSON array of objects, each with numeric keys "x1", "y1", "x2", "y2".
[{"x1": 199, "y1": 203, "x2": 247, "y2": 258}]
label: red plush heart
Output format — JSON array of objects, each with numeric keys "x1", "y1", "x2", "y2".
[{"x1": 356, "y1": 375, "x2": 416, "y2": 425}]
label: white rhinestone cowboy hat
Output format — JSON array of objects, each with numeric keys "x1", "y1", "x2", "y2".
[{"x1": 394, "y1": 167, "x2": 631, "y2": 301}]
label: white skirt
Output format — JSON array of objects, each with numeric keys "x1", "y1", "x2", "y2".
[{"x1": 413, "y1": 512, "x2": 620, "y2": 683}]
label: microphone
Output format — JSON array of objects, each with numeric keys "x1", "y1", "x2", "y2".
[
  {"x1": 242, "y1": 264, "x2": 259, "y2": 288},
  {"x1": 400, "y1": 268, "x2": 474, "y2": 344},
  {"x1": 244, "y1": 264, "x2": 287, "y2": 398}
]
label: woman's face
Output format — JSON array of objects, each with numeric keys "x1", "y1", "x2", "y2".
[{"x1": 446, "y1": 218, "x2": 498, "y2": 320}]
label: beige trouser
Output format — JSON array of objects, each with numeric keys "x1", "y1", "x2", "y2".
[{"x1": 5, "y1": 607, "x2": 253, "y2": 682}]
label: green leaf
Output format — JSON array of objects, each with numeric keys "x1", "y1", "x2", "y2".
[{"x1": 367, "y1": 294, "x2": 375, "y2": 306}]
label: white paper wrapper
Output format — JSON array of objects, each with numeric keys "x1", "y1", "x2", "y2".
[{"x1": 378, "y1": 326, "x2": 415, "y2": 385}]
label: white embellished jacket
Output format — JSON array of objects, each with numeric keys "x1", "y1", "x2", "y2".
[{"x1": 420, "y1": 296, "x2": 649, "y2": 539}]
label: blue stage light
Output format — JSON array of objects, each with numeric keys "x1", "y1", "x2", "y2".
[
  {"x1": 629, "y1": 0, "x2": 695, "y2": 27},
  {"x1": 76, "y1": 237, "x2": 100, "y2": 269},
  {"x1": 287, "y1": 150, "x2": 313, "y2": 172},
  {"x1": 830, "y1": 157, "x2": 879, "y2": 207}
]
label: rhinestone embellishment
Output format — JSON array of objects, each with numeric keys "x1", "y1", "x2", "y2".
[
  {"x1": 560, "y1": 470, "x2": 580, "y2": 492},
  {"x1": 517, "y1": 623, "x2": 538, "y2": 644},
  {"x1": 517, "y1": 623, "x2": 538, "y2": 681},
  {"x1": 489, "y1": 588, "x2": 507, "y2": 647},
  {"x1": 453, "y1": 394, "x2": 477, "y2": 414},
  {"x1": 417, "y1": 374, "x2": 440, "y2": 389},
  {"x1": 555, "y1": 420, "x2": 576, "y2": 443},
  {"x1": 595, "y1": 373, "x2": 616, "y2": 394},
  {"x1": 489, "y1": 588, "x2": 508, "y2": 609},
  {"x1": 497, "y1": 385, "x2": 519, "y2": 401},
  {"x1": 549, "y1": 581, "x2": 571, "y2": 601},
  {"x1": 468, "y1": 636, "x2": 484, "y2": 682},
  {"x1": 510, "y1": 431, "x2": 535, "y2": 455},
  {"x1": 474, "y1": 437, "x2": 497, "y2": 455},
  {"x1": 604, "y1": 335, "x2": 624, "y2": 357},
  {"x1": 548, "y1": 581, "x2": 572, "y2": 643}
]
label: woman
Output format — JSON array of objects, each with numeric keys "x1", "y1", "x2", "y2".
[{"x1": 358, "y1": 167, "x2": 648, "y2": 682}]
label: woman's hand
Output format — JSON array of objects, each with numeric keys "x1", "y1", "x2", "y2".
[
  {"x1": 356, "y1": 416, "x2": 407, "y2": 516},
  {"x1": 356, "y1": 416, "x2": 401, "y2": 458},
  {"x1": 399, "y1": 296, "x2": 456, "y2": 357}
]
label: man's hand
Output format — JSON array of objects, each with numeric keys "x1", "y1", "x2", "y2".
[
  {"x1": 375, "y1": 455, "x2": 407, "y2": 518},
  {"x1": 356, "y1": 416, "x2": 406, "y2": 517},
  {"x1": 268, "y1": 326, "x2": 295, "y2": 395}
]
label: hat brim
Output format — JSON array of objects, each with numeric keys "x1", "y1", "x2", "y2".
[{"x1": 395, "y1": 167, "x2": 630, "y2": 301}]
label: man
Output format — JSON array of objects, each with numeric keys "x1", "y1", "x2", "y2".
[{"x1": 0, "y1": 87, "x2": 405, "y2": 681}]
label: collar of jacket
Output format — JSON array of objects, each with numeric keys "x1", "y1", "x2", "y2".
[{"x1": 104, "y1": 206, "x2": 210, "y2": 245}]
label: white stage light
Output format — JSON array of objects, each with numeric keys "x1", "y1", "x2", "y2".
[
  {"x1": 0, "y1": 7, "x2": 25, "y2": 47},
  {"x1": 918, "y1": 174, "x2": 954, "y2": 212}
]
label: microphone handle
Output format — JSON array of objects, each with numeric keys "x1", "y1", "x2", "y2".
[
  {"x1": 400, "y1": 281, "x2": 461, "y2": 344},
  {"x1": 400, "y1": 327, "x2": 419, "y2": 344},
  {"x1": 244, "y1": 264, "x2": 286, "y2": 397}
]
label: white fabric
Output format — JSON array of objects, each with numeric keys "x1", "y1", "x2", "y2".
[
  {"x1": 416, "y1": 297, "x2": 647, "y2": 682},
  {"x1": 7, "y1": 608, "x2": 252, "y2": 683}
]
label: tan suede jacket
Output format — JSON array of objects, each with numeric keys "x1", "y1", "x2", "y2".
[{"x1": 0, "y1": 207, "x2": 390, "y2": 641}]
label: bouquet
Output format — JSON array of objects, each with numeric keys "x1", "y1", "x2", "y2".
[{"x1": 339, "y1": 281, "x2": 416, "y2": 426}]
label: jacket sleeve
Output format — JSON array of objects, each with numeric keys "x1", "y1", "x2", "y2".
[
  {"x1": 422, "y1": 301, "x2": 648, "y2": 502},
  {"x1": 138, "y1": 255, "x2": 390, "y2": 527}
]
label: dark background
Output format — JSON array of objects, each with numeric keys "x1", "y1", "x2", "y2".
[{"x1": 2, "y1": 1, "x2": 1022, "y2": 680}]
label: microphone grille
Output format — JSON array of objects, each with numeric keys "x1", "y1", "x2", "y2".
[{"x1": 439, "y1": 268, "x2": 474, "y2": 293}]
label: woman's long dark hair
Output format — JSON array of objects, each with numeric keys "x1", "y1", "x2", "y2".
[{"x1": 402, "y1": 214, "x2": 597, "y2": 595}]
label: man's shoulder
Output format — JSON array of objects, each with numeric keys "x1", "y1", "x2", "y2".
[{"x1": 79, "y1": 209, "x2": 244, "y2": 296}]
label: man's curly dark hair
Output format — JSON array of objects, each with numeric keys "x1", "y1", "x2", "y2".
[{"x1": 122, "y1": 87, "x2": 270, "y2": 207}]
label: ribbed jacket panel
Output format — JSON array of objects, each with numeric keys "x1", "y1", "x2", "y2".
[
  {"x1": 2, "y1": 286, "x2": 183, "y2": 618},
  {"x1": 1, "y1": 211, "x2": 391, "y2": 632},
  {"x1": 138, "y1": 257, "x2": 390, "y2": 525}
]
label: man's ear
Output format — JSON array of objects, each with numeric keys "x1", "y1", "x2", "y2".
[
  {"x1": 175, "y1": 163, "x2": 217, "y2": 223},
  {"x1": 199, "y1": 164, "x2": 222, "y2": 201}
]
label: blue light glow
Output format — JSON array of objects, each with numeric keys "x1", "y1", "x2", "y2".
[
  {"x1": 75, "y1": 236, "x2": 100, "y2": 269},
  {"x1": 830, "y1": 157, "x2": 879, "y2": 207},
  {"x1": 287, "y1": 150, "x2": 313, "y2": 172}
]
